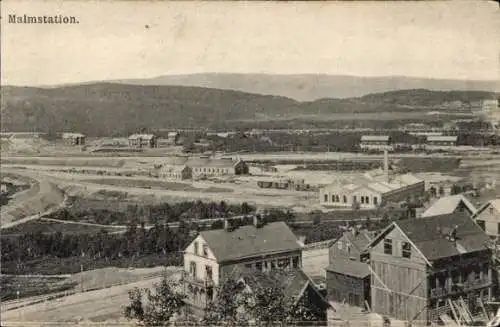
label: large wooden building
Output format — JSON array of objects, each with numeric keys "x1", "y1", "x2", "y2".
[
  {"x1": 359, "y1": 135, "x2": 392, "y2": 152},
  {"x1": 365, "y1": 212, "x2": 494, "y2": 324},
  {"x1": 187, "y1": 158, "x2": 248, "y2": 178},
  {"x1": 128, "y1": 134, "x2": 157, "y2": 148}
]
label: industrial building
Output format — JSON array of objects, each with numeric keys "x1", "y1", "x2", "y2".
[{"x1": 319, "y1": 151, "x2": 425, "y2": 208}]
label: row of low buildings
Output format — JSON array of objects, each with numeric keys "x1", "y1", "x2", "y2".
[
  {"x1": 359, "y1": 135, "x2": 459, "y2": 151},
  {"x1": 158, "y1": 157, "x2": 249, "y2": 180}
]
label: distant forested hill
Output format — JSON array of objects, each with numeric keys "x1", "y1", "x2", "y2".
[{"x1": 1, "y1": 83, "x2": 498, "y2": 136}]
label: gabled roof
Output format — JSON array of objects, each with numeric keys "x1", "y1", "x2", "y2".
[
  {"x1": 474, "y1": 198, "x2": 500, "y2": 219},
  {"x1": 427, "y1": 135, "x2": 458, "y2": 142},
  {"x1": 361, "y1": 135, "x2": 390, "y2": 142},
  {"x1": 368, "y1": 213, "x2": 490, "y2": 263},
  {"x1": 199, "y1": 222, "x2": 301, "y2": 263},
  {"x1": 422, "y1": 195, "x2": 477, "y2": 218},
  {"x1": 233, "y1": 268, "x2": 332, "y2": 309},
  {"x1": 129, "y1": 134, "x2": 155, "y2": 140},
  {"x1": 338, "y1": 230, "x2": 373, "y2": 253},
  {"x1": 326, "y1": 259, "x2": 370, "y2": 278},
  {"x1": 186, "y1": 158, "x2": 242, "y2": 169},
  {"x1": 62, "y1": 133, "x2": 85, "y2": 138}
]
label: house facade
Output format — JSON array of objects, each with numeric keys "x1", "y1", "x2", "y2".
[
  {"x1": 128, "y1": 134, "x2": 157, "y2": 148},
  {"x1": 365, "y1": 213, "x2": 494, "y2": 324},
  {"x1": 159, "y1": 165, "x2": 192, "y2": 180},
  {"x1": 187, "y1": 158, "x2": 249, "y2": 178},
  {"x1": 62, "y1": 133, "x2": 86, "y2": 146},
  {"x1": 182, "y1": 220, "x2": 303, "y2": 316},
  {"x1": 326, "y1": 228, "x2": 373, "y2": 308},
  {"x1": 474, "y1": 199, "x2": 500, "y2": 237}
]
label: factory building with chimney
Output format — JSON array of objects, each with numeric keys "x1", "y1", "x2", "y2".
[{"x1": 319, "y1": 150, "x2": 425, "y2": 208}]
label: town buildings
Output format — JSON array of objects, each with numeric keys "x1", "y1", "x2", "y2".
[
  {"x1": 128, "y1": 134, "x2": 157, "y2": 148},
  {"x1": 319, "y1": 151, "x2": 425, "y2": 208},
  {"x1": 159, "y1": 165, "x2": 192, "y2": 180},
  {"x1": 421, "y1": 194, "x2": 477, "y2": 218},
  {"x1": 181, "y1": 219, "x2": 303, "y2": 315},
  {"x1": 359, "y1": 135, "x2": 392, "y2": 151},
  {"x1": 365, "y1": 212, "x2": 494, "y2": 324},
  {"x1": 474, "y1": 199, "x2": 500, "y2": 237},
  {"x1": 62, "y1": 133, "x2": 85, "y2": 146},
  {"x1": 167, "y1": 131, "x2": 180, "y2": 144}
]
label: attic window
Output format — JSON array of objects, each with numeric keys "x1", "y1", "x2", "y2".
[
  {"x1": 384, "y1": 239, "x2": 393, "y2": 255},
  {"x1": 202, "y1": 244, "x2": 208, "y2": 257},
  {"x1": 402, "y1": 242, "x2": 411, "y2": 259},
  {"x1": 338, "y1": 241, "x2": 343, "y2": 250}
]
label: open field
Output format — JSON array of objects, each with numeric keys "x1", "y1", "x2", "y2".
[
  {"x1": 1, "y1": 268, "x2": 182, "y2": 325},
  {"x1": 1, "y1": 219, "x2": 126, "y2": 237},
  {"x1": 1, "y1": 275, "x2": 77, "y2": 302}
]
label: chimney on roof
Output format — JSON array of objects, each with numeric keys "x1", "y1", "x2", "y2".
[{"x1": 383, "y1": 149, "x2": 389, "y2": 183}]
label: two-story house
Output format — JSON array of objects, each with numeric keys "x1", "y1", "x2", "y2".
[
  {"x1": 365, "y1": 212, "x2": 493, "y2": 325},
  {"x1": 326, "y1": 227, "x2": 374, "y2": 308},
  {"x1": 182, "y1": 218, "x2": 303, "y2": 316},
  {"x1": 474, "y1": 199, "x2": 500, "y2": 238}
]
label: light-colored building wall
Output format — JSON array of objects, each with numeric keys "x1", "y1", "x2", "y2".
[
  {"x1": 320, "y1": 185, "x2": 382, "y2": 209},
  {"x1": 184, "y1": 235, "x2": 221, "y2": 285},
  {"x1": 475, "y1": 202, "x2": 500, "y2": 237}
]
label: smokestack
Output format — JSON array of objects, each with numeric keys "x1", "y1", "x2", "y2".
[
  {"x1": 253, "y1": 215, "x2": 259, "y2": 227},
  {"x1": 383, "y1": 149, "x2": 389, "y2": 183},
  {"x1": 224, "y1": 219, "x2": 229, "y2": 231}
]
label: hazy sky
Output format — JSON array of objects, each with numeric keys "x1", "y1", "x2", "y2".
[{"x1": 1, "y1": 1, "x2": 499, "y2": 86}]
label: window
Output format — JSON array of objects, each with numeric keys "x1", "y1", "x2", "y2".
[
  {"x1": 293, "y1": 256, "x2": 299, "y2": 268},
  {"x1": 278, "y1": 258, "x2": 290, "y2": 269},
  {"x1": 338, "y1": 241, "x2": 343, "y2": 249},
  {"x1": 332, "y1": 195, "x2": 336, "y2": 202},
  {"x1": 194, "y1": 242, "x2": 199, "y2": 255},
  {"x1": 361, "y1": 196, "x2": 365, "y2": 204},
  {"x1": 477, "y1": 220, "x2": 485, "y2": 231},
  {"x1": 490, "y1": 207, "x2": 495, "y2": 215},
  {"x1": 256, "y1": 262, "x2": 263, "y2": 271},
  {"x1": 402, "y1": 242, "x2": 411, "y2": 259},
  {"x1": 343, "y1": 195, "x2": 347, "y2": 203},
  {"x1": 374, "y1": 197, "x2": 378, "y2": 205},
  {"x1": 324, "y1": 194, "x2": 328, "y2": 202},
  {"x1": 336, "y1": 195, "x2": 340, "y2": 202},
  {"x1": 206, "y1": 266, "x2": 213, "y2": 281},
  {"x1": 189, "y1": 261, "x2": 197, "y2": 278},
  {"x1": 270, "y1": 261, "x2": 276, "y2": 269},
  {"x1": 202, "y1": 244, "x2": 208, "y2": 257},
  {"x1": 365, "y1": 196, "x2": 370, "y2": 205},
  {"x1": 383, "y1": 239, "x2": 393, "y2": 255}
]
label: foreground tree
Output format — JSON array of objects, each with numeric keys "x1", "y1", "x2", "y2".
[
  {"x1": 124, "y1": 277, "x2": 186, "y2": 326},
  {"x1": 203, "y1": 278, "x2": 249, "y2": 326}
]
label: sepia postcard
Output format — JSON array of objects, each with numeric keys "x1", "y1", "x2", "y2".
[{"x1": 1, "y1": 1, "x2": 499, "y2": 326}]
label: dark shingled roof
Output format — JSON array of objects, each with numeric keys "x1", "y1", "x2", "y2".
[
  {"x1": 326, "y1": 259, "x2": 370, "y2": 278},
  {"x1": 395, "y1": 212, "x2": 490, "y2": 261},
  {"x1": 341, "y1": 230, "x2": 373, "y2": 252},
  {"x1": 230, "y1": 268, "x2": 331, "y2": 309},
  {"x1": 199, "y1": 222, "x2": 301, "y2": 262}
]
